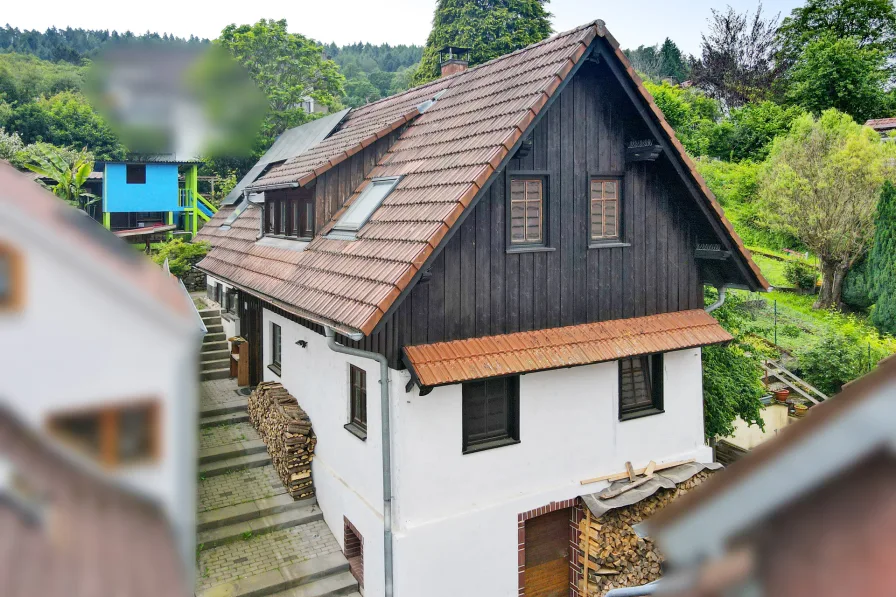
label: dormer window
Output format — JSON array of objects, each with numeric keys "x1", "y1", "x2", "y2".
[
  {"x1": 264, "y1": 190, "x2": 314, "y2": 240},
  {"x1": 331, "y1": 176, "x2": 401, "y2": 236}
]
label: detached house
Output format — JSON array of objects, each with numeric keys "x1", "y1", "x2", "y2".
[{"x1": 196, "y1": 20, "x2": 767, "y2": 597}]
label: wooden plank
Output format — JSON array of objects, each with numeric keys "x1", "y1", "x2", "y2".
[
  {"x1": 428, "y1": 252, "x2": 445, "y2": 342},
  {"x1": 545, "y1": 101, "x2": 562, "y2": 328},
  {"x1": 579, "y1": 458, "x2": 696, "y2": 485},
  {"x1": 559, "y1": 74, "x2": 575, "y2": 325},
  {"x1": 490, "y1": 183, "x2": 506, "y2": 335},
  {"x1": 475, "y1": 199, "x2": 491, "y2": 337},
  {"x1": 599, "y1": 474, "x2": 654, "y2": 500},
  {"x1": 460, "y1": 211, "x2": 477, "y2": 339},
  {"x1": 573, "y1": 71, "x2": 588, "y2": 324},
  {"x1": 519, "y1": 251, "x2": 534, "y2": 331},
  {"x1": 625, "y1": 461, "x2": 636, "y2": 482},
  {"x1": 644, "y1": 460, "x2": 657, "y2": 476},
  {"x1": 444, "y1": 228, "x2": 462, "y2": 340}
]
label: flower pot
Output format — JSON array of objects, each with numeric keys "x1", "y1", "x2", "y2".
[
  {"x1": 774, "y1": 389, "x2": 790, "y2": 403},
  {"x1": 794, "y1": 403, "x2": 809, "y2": 417}
]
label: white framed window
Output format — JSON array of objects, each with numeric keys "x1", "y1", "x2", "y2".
[{"x1": 332, "y1": 176, "x2": 401, "y2": 234}]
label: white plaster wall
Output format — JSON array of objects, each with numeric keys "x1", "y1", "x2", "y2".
[
  {"x1": 205, "y1": 275, "x2": 240, "y2": 340},
  {"x1": 260, "y1": 309, "x2": 387, "y2": 592},
  {"x1": 390, "y1": 348, "x2": 711, "y2": 597},
  {"x1": 0, "y1": 225, "x2": 199, "y2": 570},
  {"x1": 253, "y1": 309, "x2": 710, "y2": 597}
]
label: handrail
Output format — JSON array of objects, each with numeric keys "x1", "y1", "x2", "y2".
[{"x1": 196, "y1": 193, "x2": 217, "y2": 214}]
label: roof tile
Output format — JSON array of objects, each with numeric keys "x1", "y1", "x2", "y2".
[{"x1": 405, "y1": 310, "x2": 732, "y2": 386}]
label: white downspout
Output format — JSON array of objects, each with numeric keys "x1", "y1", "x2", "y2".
[
  {"x1": 704, "y1": 285, "x2": 728, "y2": 314},
  {"x1": 324, "y1": 327, "x2": 394, "y2": 597}
]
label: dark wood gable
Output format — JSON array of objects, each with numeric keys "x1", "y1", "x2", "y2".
[{"x1": 350, "y1": 57, "x2": 718, "y2": 369}]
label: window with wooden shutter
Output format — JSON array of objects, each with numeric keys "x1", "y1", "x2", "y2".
[
  {"x1": 462, "y1": 376, "x2": 520, "y2": 453},
  {"x1": 590, "y1": 178, "x2": 621, "y2": 242},
  {"x1": 346, "y1": 365, "x2": 367, "y2": 439},
  {"x1": 619, "y1": 354, "x2": 664, "y2": 420},
  {"x1": 509, "y1": 177, "x2": 545, "y2": 246}
]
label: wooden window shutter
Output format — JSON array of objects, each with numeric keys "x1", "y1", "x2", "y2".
[
  {"x1": 591, "y1": 179, "x2": 620, "y2": 241},
  {"x1": 510, "y1": 178, "x2": 544, "y2": 245}
]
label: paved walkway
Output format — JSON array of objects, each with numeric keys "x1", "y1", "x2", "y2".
[{"x1": 196, "y1": 377, "x2": 347, "y2": 596}]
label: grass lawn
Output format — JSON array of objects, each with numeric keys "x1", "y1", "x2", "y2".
[
  {"x1": 751, "y1": 254, "x2": 789, "y2": 288},
  {"x1": 733, "y1": 289, "x2": 896, "y2": 360}
]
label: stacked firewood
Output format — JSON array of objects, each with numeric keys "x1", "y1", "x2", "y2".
[
  {"x1": 248, "y1": 381, "x2": 317, "y2": 499},
  {"x1": 579, "y1": 471, "x2": 713, "y2": 596}
]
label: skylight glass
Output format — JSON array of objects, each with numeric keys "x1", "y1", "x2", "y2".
[{"x1": 333, "y1": 176, "x2": 401, "y2": 232}]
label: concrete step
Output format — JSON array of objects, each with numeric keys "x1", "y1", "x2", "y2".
[
  {"x1": 202, "y1": 358, "x2": 231, "y2": 372},
  {"x1": 199, "y1": 438, "x2": 267, "y2": 465},
  {"x1": 199, "y1": 308, "x2": 221, "y2": 318},
  {"x1": 200, "y1": 411, "x2": 250, "y2": 429},
  {"x1": 201, "y1": 349, "x2": 231, "y2": 362},
  {"x1": 202, "y1": 341, "x2": 229, "y2": 353},
  {"x1": 196, "y1": 552, "x2": 352, "y2": 597},
  {"x1": 197, "y1": 495, "x2": 315, "y2": 532},
  {"x1": 206, "y1": 324, "x2": 224, "y2": 334},
  {"x1": 197, "y1": 502, "x2": 323, "y2": 549},
  {"x1": 200, "y1": 399, "x2": 248, "y2": 418},
  {"x1": 201, "y1": 368, "x2": 231, "y2": 381},
  {"x1": 205, "y1": 332, "x2": 227, "y2": 343},
  {"x1": 266, "y1": 572, "x2": 358, "y2": 597},
  {"x1": 199, "y1": 451, "x2": 271, "y2": 478}
]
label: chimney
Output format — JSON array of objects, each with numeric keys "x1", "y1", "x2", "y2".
[{"x1": 439, "y1": 46, "x2": 470, "y2": 77}]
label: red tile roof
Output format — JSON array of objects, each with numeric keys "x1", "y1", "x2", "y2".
[
  {"x1": 403, "y1": 309, "x2": 732, "y2": 387},
  {"x1": 0, "y1": 163, "x2": 192, "y2": 319},
  {"x1": 865, "y1": 117, "x2": 896, "y2": 131},
  {"x1": 197, "y1": 20, "x2": 767, "y2": 337}
]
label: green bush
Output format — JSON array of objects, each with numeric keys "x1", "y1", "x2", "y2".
[
  {"x1": 784, "y1": 260, "x2": 817, "y2": 290},
  {"x1": 152, "y1": 238, "x2": 209, "y2": 277},
  {"x1": 702, "y1": 288, "x2": 766, "y2": 439},
  {"x1": 795, "y1": 331, "x2": 867, "y2": 395}
]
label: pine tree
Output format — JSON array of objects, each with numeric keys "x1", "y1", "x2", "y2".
[
  {"x1": 413, "y1": 0, "x2": 553, "y2": 85},
  {"x1": 870, "y1": 181, "x2": 896, "y2": 334}
]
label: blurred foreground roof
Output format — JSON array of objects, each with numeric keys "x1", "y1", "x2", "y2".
[{"x1": 0, "y1": 405, "x2": 188, "y2": 597}]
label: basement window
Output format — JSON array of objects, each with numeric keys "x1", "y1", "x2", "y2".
[
  {"x1": 331, "y1": 176, "x2": 401, "y2": 236},
  {"x1": 344, "y1": 518, "x2": 364, "y2": 588}
]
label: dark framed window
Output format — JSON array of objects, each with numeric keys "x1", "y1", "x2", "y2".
[
  {"x1": 462, "y1": 376, "x2": 520, "y2": 453},
  {"x1": 269, "y1": 322, "x2": 282, "y2": 375},
  {"x1": 126, "y1": 164, "x2": 146, "y2": 184},
  {"x1": 225, "y1": 289, "x2": 239, "y2": 315},
  {"x1": 267, "y1": 200, "x2": 276, "y2": 233},
  {"x1": 346, "y1": 365, "x2": 367, "y2": 439},
  {"x1": 292, "y1": 195, "x2": 315, "y2": 239},
  {"x1": 619, "y1": 354, "x2": 664, "y2": 420},
  {"x1": 590, "y1": 177, "x2": 622, "y2": 243},
  {"x1": 47, "y1": 401, "x2": 160, "y2": 468},
  {"x1": 508, "y1": 174, "x2": 547, "y2": 248}
]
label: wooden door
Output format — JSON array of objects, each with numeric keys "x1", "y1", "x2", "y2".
[
  {"x1": 238, "y1": 293, "x2": 263, "y2": 388},
  {"x1": 524, "y1": 508, "x2": 570, "y2": 597}
]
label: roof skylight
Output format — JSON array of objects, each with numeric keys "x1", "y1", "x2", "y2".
[{"x1": 332, "y1": 176, "x2": 401, "y2": 234}]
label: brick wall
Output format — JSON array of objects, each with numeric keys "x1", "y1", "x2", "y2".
[
  {"x1": 517, "y1": 498, "x2": 584, "y2": 597},
  {"x1": 344, "y1": 516, "x2": 364, "y2": 589}
]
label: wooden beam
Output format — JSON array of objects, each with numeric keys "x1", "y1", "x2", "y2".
[
  {"x1": 579, "y1": 458, "x2": 696, "y2": 485},
  {"x1": 599, "y1": 474, "x2": 655, "y2": 500}
]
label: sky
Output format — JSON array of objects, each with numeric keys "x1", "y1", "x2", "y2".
[{"x1": 4, "y1": 0, "x2": 806, "y2": 56}]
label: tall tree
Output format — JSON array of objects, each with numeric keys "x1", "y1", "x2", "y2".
[
  {"x1": 658, "y1": 38, "x2": 689, "y2": 82},
  {"x1": 759, "y1": 110, "x2": 893, "y2": 309},
  {"x1": 217, "y1": 19, "x2": 345, "y2": 141},
  {"x1": 413, "y1": 0, "x2": 553, "y2": 85},
  {"x1": 691, "y1": 3, "x2": 782, "y2": 107},
  {"x1": 869, "y1": 181, "x2": 896, "y2": 334},
  {"x1": 776, "y1": 0, "x2": 896, "y2": 69},
  {"x1": 784, "y1": 33, "x2": 888, "y2": 123}
]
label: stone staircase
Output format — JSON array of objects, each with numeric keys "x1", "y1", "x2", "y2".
[
  {"x1": 197, "y1": 382, "x2": 359, "y2": 597},
  {"x1": 200, "y1": 308, "x2": 231, "y2": 381}
]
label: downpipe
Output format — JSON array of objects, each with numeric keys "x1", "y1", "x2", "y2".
[
  {"x1": 325, "y1": 327, "x2": 394, "y2": 597},
  {"x1": 704, "y1": 285, "x2": 728, "y2": 314}
]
